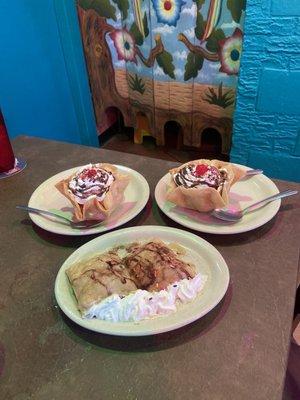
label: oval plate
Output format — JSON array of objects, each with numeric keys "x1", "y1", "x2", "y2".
[
  {"x1": 55, "y1": 226, "x2": 230, "y2": 336},
  {"x1": 155, "y1": 165, "x2": 280, "y2": 235},
  {"x1": 28, "y1": 165, "x2": 149, "y2": 236}
]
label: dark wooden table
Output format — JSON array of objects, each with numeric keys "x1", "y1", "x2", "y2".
[{"x1": 1, "y1": 136, "x2": 300, "y2": 400}]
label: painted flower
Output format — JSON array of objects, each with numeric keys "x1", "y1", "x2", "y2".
[
  {"x1": 109, "y1": 29, "x2": 137, "y2": 63},
  {"x1": 151, "y1": 0, "x2": 185, "y2": 27},
  {"x1": 218, "y1": 28, "x2": 243, "y2": 75}
]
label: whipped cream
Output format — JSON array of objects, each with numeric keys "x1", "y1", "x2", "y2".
[
  {"x1": 68, "y1": 164, "x2": 115, "y2": 204},
  {"x1": 173, "y1": 164, "x2": 227, "y2": 190},
  {"x1": 84, "y1": 273, "x2": 208, "y2": 322}
]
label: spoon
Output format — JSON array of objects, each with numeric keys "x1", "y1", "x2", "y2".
[
  {"x1": 244, "y1": 168, "x2": 263, "y2": 176},
  {"x1": 211, "y1": 189, "x2": 298, "y2": 222},
  {"x1": 16, "y1": 205, "x2": 102, "y2": 229}
]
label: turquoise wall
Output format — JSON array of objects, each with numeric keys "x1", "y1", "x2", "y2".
[
  {"x1": 0, "y1": 0, "x2": 97, "y2": 146},
  {"x1": 231, "y1": 0, "x2": 300, "y2": 182}
]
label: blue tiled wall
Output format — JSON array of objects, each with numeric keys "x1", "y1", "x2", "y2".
[{"x1": 231, "y1": 0, "x2": 300, "y2": 182}]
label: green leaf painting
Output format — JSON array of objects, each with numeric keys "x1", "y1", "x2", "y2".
[
  {"x1": 195, "y1": 12, "x2": 206, "y2": 40},
  {"x1": 78, "y1": 0, "x2": 116, "y2": 21},
  {"x1": 156, "y1": 51, "x2": 176, "y2": 79},
  {"x1": 184, "y1": 52, "x2": 204, "y2": 81},
  {"x1": 130, "y1": 22, "x2": 144, "y2": 46},
  {"x1": 143, "y1": 12, "x2": 149, "y2": 38},
  {"x1": 206, "y1": 29, "x2": 226, "y2": 53},
  {"x1": 193, "y1": 0, "x2": 206, "y2": 7},
  {"x1": 112, "y1": 0, "x2": 129, "y2": 19},
  {"x1": 227, "y1": 0, "x2": 246, "y2": 23}
]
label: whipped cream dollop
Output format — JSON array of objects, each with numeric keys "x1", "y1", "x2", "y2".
[
  {"x1": 173, "y1": 164, "x2": 227, "y2": 190},
  {"x1": 68, "y1": 164, "x2": 115, "y2": 204},
  {"x1": 84, "y1": 273, "x2": 208, "y2": 322}
]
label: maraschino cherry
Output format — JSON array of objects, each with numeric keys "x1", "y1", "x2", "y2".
[
  {"x1": 84, "y1": 168, "x2": 97, "y2": 179},
  {"x1": 195, "y1": 164, "x2": 209, "y2": 176}
]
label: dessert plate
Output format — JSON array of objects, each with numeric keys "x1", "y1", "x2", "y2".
[
  {"x1": 55, "y1": 226, "x2": 230, "y2": 336},
  {"x1": 28, "y1": 165, "x2": 149, "y2": 236},
  {"x1": 155, "y1": 165, "x2": 280, "y2": 234}
]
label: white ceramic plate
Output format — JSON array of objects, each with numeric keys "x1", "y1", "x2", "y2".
[
  {"x1": 155, "y1": 165, "x2": 280, "y2": 234},
  {"x1": 54, "y1": 226, "x2": 230, "y2": 336},
  {"x1": 28, "y1": 165, "x2": 149, "y2": 236}
]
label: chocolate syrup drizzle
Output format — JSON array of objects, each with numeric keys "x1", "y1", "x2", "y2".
[
  {"x1": 173, "y1": 164, "x2": 227, "y2": 191},
  {"x1": 69, "y1": 166, "x2": 115, "y2": 200}
]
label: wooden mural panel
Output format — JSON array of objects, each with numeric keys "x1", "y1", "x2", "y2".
[{"x1": 77, "y1": 0, "x2": 246, "y2": 153}]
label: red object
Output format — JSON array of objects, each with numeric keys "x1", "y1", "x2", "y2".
[
  {"x1": 164, "y1": 1, "x2": 172, "y2": 11},
  {"x1": 0, "y1": 111, "x2": 15, "y2": 172},
  {"x1": 86, "y1": 168, "x2": 97, "y2": 179},
  {"x1": 195, "y1": 164, "x2": 209, "y2": 176}
]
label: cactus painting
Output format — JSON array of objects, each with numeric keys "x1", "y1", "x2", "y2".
[
  {"x1": 203, "y1": 83, "x2": 235, "y2": 108},
  {"x1": 128, "y1": 74, "x2": 146, "y2": 94}
]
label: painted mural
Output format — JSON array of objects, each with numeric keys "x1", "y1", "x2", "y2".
[{"x1": 77, "y1": 0, "x2": 246, "y2": 154}]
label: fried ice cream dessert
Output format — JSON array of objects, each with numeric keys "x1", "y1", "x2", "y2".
[
  {"x1": 167, "y1": 159, "x2": 246, "y2": 212},
  {"x1": 55, "y1": 163, "x2": 129, "y2": 222}
]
